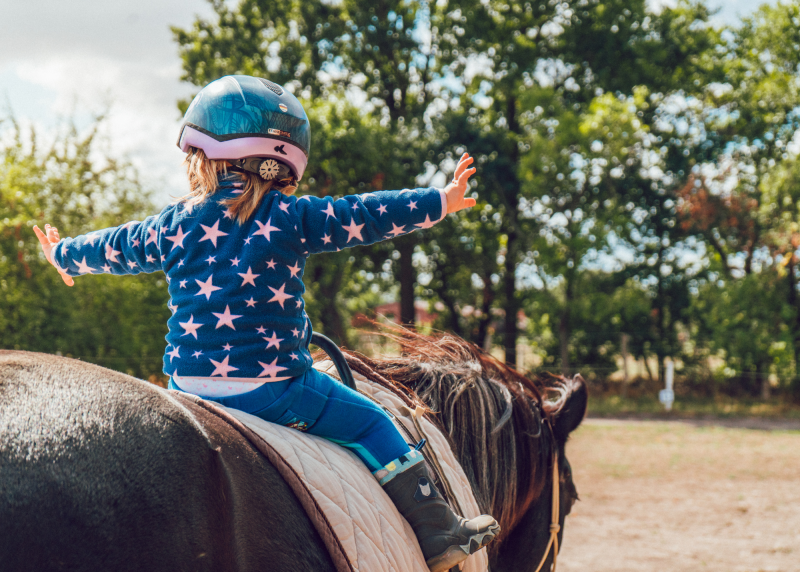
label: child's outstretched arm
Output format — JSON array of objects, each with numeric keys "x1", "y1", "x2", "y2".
[
  {"x1": 442, "y1": 153, "x2": 477, "y2": 214},
  {"x1": 293, "y1": 153, "x2": 478, "y2": 254},
  {"x1": 33, "y1": 224, "x2": 74, "y2": 286},
  {"x1": 33, "y1": 215, "x2": 166, "y2": 282}
]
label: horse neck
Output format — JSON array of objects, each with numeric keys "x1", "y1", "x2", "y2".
[{"x1": 418, "y1": 373, "x2": 551, "y2": 536}]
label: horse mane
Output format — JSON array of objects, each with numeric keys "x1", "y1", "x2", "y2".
[{"x1": 340, "y1": 326, "x2": 575, "y2": 546}]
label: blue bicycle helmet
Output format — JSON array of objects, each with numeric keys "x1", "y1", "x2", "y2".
[{"x1": 177, "y1": 75, "x2": 311, "y2": 181}]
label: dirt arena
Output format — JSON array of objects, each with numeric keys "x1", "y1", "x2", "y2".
[{"x1": 557, "y1": 419, "x2": 800, "y2": 572}]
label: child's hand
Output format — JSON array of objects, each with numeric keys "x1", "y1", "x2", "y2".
[
  {"x1": 33, "y1": 224, "x2": 74, "y2": 286},
  {"x1": 443, "y1": 153, "x2": 478, "y2": 214}
]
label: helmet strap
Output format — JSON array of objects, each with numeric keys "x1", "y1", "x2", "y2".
[{"x1": 229, "y1": 157, "x2": 293, "y2": 181}]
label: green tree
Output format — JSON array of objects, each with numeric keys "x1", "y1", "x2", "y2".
[
  {"x1": 173, "y1": 0, "x2": 472, "y2": 326},
  {"x1": 0, "y1": 118, "x2": 170, "y2": 380}
]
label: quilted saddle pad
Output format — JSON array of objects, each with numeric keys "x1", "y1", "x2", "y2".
[{"x1": 216, "y1": 360, "x2": 489, "y2": 572}]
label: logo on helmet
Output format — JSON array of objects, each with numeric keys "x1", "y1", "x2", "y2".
[
  {"x1": 259, "y1": 159, "x2": 281, "y2": 180},
  {"x1": 268, "y1": 128, "x2": 291, "y2": 138},
  {"x1": 274, "y1": 145, "x2": 287, "y2": 155},
  {"x1": 278, "y1": 104, "x2": 288, "y2": 112}
]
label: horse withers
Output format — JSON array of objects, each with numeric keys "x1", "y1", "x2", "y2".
[{"x1": 0, "y1": 336, "x2": 586, "y2": 572}]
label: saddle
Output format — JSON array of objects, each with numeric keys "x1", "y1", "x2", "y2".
[{"x1": 170, "y1": 334, "x2": 488, "y2": 572}]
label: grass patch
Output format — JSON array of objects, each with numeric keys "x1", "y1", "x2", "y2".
[{"x1": 587, "y1": 394, "x2": 800, "y2": 420}]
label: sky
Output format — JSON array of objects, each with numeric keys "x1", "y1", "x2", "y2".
[{"x1": 0, "y1": 0, "x2": 778, "y2": 208}]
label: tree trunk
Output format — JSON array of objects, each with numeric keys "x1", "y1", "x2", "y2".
[
  {"x1": 503, "y1": 229, "x2": 518, "y2": 367},
  {"x1": 398, "y1": 236, "x2": 416, "y2": 325},
  {"x1": 621, "y1": 333, "x2": 630, "y2": 398},
  {"x1": 474, "y1": 281, "x2": 495, "y2": 348},
  {"x1": 559, "y1": 311, "x2": 570, "y2": 377},
  {"x1": 787, "y1": 256, "x2": 800, "y2": 384},
  {"x1": 502, "y1": 93, "x2": 520, "y2": 367},
  {"x1": 644, "y1": 354, "x2": 656, "y2": 383},
  {"x1": 760, "y1": 372, "x2": 771, "y2": 400},
  {"x1": 655, "y1": 236, "x2": 666, "y2": 384}
]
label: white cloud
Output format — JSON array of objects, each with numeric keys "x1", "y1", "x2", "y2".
[{"x1": 0, "y1": 0, "x2": 214, "y2": 207}]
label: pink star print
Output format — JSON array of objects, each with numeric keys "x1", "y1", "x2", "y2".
[
  {"x1": 287, "y1": 261, "x2": 301, "y2": 278},
  {"x1": 146, "y1": 227, "x2": 158, "y2": 246},
  {"x1": 257, "y1": 357, "x2": 288, "y2": 379},
  {"x1": 212, "y1": 305, "x2": 242, "y2": 330},
  {"x1": 127, "y1": 261, "x2": 138, "y2": 269},
  {"x1": 222, "y1": 343, "x2": 233, "y2": 351},
  {"x1": 102, "y1": 264, "x2": 112, "y2": 273},
  {"x1": 230, "y1": 257, "x2": 240, "y2": 267},
  {"x1": 266, "y1": 259, "x2": 277, "y2": 269},
  {"x1": 387, "y1": 223, "x2": 406, "y2": 237},
  {"x1": 322, "y1": 234, "x2": 332, "y2": 244},
  {"x1": 256, "y1": 326, "x2": 267, "y2": 334},
  {"x1": 245, "y1": 297, "x2": 257, "y2": 307},
  {"x1": 210, "y1": 355, "x2": 238, "y2": 377},
  {"x1": 195, "y1": 274, "x2": 222, "y2": 300},
  {"x1": 84, "y1": 233, "x2": 100, "y2": 246},
  {"x1": 73, "y1": 256, "x2": 96, "y2": 274},
  {"x1": 342, "y1": 218, "x2": 365, "y2": 242},
  {"x1": 165, "y1": 225, "x2": 190, "y2": 250},
  {"x1": 268, "y1": 283, "x2": 293, "y2": 308},
  {"x1": 415, "y1": 215, "x2": 436, "y2": 229},
  {"x1": 199, "y1": 219, "x2": 229, "y2": 247},
  {"x1": 377, "y1": 204, "x2": 388, "y2": 215},
  {"x1": 146, "y1": 254, "x2": 156, "y2": 263},
  {"x1": 252, "y1": 217, "x2": 280, "y2": 241},
  {"x1": 407, "y1": 200, "x2": 418, "y2": 211},
  {"x1": 321, "y1": 202, "x2": 337, "y2": 219},
  {"x1": 131, "y1": 238, "x2": 140, "y2": 247},
  {"x1": 179, "y1": 315, "x2": 204, "y2": 339},
  {"x1": 263, "y1": 331, "x2": 284, "y2": 349},
  {"x1": 105, "y1": 244, "x2": 121, "y2": 263},
  {"x1": 279, "y1": 201, "x2": 290, "y2": 213},
  {"x1": 238, "y1": 266, "x2": 259, "y2": 287},
  {"x1": 167, "y1": 345, "x2": 181, "y2": 362}
]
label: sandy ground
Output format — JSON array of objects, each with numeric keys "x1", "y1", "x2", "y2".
[{"x1": 557, "y1": 419, "x2": 800, "y2": 572}]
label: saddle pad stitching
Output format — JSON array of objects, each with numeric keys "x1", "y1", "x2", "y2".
[{"x1": 320, "y1": 359, "x2": 459, "y2": 512}]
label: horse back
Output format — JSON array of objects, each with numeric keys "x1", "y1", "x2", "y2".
[{"x1": 0, "y1": 351, "x2": 335, "y2": 572}]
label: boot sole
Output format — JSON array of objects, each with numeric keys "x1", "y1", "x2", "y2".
[{"x1": 425, "y1": 522, "x2": 501, "y2": 572}]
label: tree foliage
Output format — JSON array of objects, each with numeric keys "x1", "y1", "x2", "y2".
[
  {"x1": 0, "y1": 119, "x2": 170, "y2": 380},
  {"x1": 8, "y1": 0, "x2": 800, "y2": 400}
]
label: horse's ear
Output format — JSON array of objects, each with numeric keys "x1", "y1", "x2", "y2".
[{"x1": 553, "y1": 375, "x2": 588, "y2": 443}]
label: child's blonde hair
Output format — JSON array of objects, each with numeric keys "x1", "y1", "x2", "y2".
[{"x1": 181, "y1": 147, "x2": 298, "y2": 224}]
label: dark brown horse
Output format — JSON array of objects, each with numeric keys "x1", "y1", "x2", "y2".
[{"x1": 0, "y1": 333, "x2": 586, "y2": 572}]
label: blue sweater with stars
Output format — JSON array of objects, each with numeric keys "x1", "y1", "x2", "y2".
[{"x1": 53, "y1": 173, "x2": 447, "y2": 381}]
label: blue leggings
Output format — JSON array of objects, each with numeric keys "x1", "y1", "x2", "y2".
[{"x1": 169, "y1": 367, "x2": 411, "y2": 471}]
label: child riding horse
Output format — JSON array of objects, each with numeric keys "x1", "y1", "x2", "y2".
[{"x1": 33, "y1": 74, "x2": 498, "y2": 572}]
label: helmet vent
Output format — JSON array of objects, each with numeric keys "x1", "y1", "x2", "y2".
[{"x1": 259, "y1": 78, "x2": 284, "y2": 96}]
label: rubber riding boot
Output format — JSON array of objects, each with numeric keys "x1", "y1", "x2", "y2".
[{"x1": 377, "y1": 451, "x2": 500, "y2": 572}]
